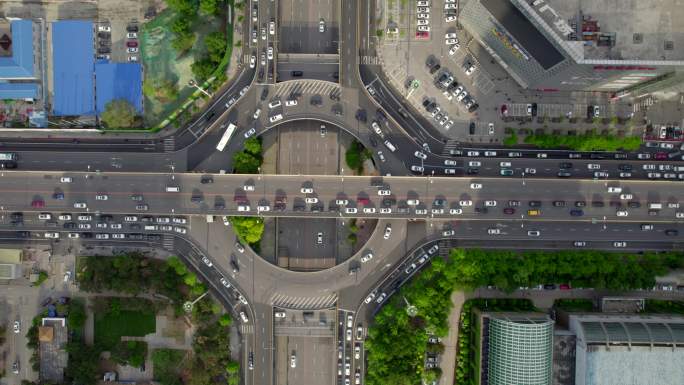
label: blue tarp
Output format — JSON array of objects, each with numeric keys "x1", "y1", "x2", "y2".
[
  {"x1": 0, "y1": 82, "x2": 38, "y2": 99},
  {"x1": 51, "y1": 20, "x2": 95, "y2": 116},
  {"x1": 0, "y1": 20, "x2": 34, "y2": 78},
  {"x1": 95, "y1": 62, "x2": 143, "y2": 114}
]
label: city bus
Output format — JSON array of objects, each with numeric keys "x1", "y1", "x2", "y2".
[
  {"x1": 216, "y1": 123, "x2": 237, "y2": 152},
  {"x1": 0, "y1": 153, "x2": 17, "y2": 161}
]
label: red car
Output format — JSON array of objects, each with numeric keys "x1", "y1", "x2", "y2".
[
  {"x1": 415, "y1": 31, "x2": 429, "y2": 39},
  {"x1": 655, "y1": 152, "x2": 668, "y2": 160},
  {"x1": 126, "y1": 41, "x2": 138, "y2": 48},
  {"x1": 357, "y1": 197, "x2": 370, "y2": 205},
  {"x1": 503, "y1": 207, "x2": 515, "y2": 215},
  {"x1": 31, "y1": 199, "x2": 45, "y2": 208},
  {"x1": 559, "y1": 284, "x2": 571, "y2": 290}
]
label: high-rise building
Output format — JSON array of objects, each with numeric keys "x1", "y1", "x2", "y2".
[{"x1": 459, "y1": 0, "x2": 684, "y2": 93}]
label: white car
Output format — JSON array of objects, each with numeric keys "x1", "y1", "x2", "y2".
[
  {"x1": 364, "y1": 293, "x2": 376, "y2": 303},
  {"x1": 269, "y1": 114, "x2": 283, "y2": 123},
  {"x1": 285, "y1": 99, "x2": 297, "y2": 106},
  {"x1": 445, "y1": 3, "x2": 457, "y2": 9},
  {"x1": 112, "y1": 233, "x2": 126, "y2": 239},
  {"x1": 417, "y1": 7, "x2": 430, "y2": 13},
  {"x1": 445, "y1": 32, "x2": 458, "y2": 39},
  {"x1": 346, "y1": 207, "x2": 358, "y2": 214},
  {"x1": 445, "y1": 38, "x2": 458, "y2": 45},
  {"x1": 484, "y1": 200, "x2": 497, "y2": 207},
  {"x1": 448, "y1": 44, "x2": 460, "y2": 55},
  {"x1": 257, "y1": 205, "x2": 270, "y2": 212},
  {"x1": 78, "y1": 215, "x2": 92, "y2": 221},
  {"x1": 458, "y1": 200, "x2": 472, "y2": 206},
  {"x1": 249, "y1": 54, "x2": 256, "y2": 68},
  {"x1": 616, "y1": 210, "x2": 629, "y2": 217},
  {"x1": 443, "y1": 229, "x2": 455, "y2": 236},
  {"x1": 305, "y1": 197, "x2": 318, "y2": 204},
  {"x1": 74, "y1": 202, "x2": 87, "y2": 209},
  {"x1": 68, "y1": 233, "x2": 80, "y2": 239},
  {"x1": 383, "y1": 224, "x2": 392, "y2": 239},
  {"x1": 267, "y1": 46, "x2": 274, "y2": 60},
  {"x1": 58, "y1": 214, "x2": 71, "y2": 221},
  {"x1": 38, "y1": 213, "x2": 52, "y2": 220},
  {"x1": 445, "y1": 15, "x2": 457, "y2": 22},
  {"x1": 290, "y1": 355, "x2": 297, "y2": 368},
  {"x1": 45, "y1": 232, "x2": 60, "y2": 239},
  {"x1": 487, "y1": 228, "x2": 501, "y2": 235},
  {"x1": 613, "y1": 241, "x2": 627, "y2": 248},
  {"x1": 60, "y1": 177, "x2": 72, "y2": 183},
  {"x1": 449, "y1": 208, "x2": 463, "y2": 215},
  {"x1": 124, "y1": 216, "x2": 138, "y2": 222},
  {"x1": 411, "y1": 165, "x2": 424, "y2": 172},
  {"x1": 363, "y1": 207, "x2": 376, "y2": 214},
  {"x1": 244, "y1": 127, "x2": 256, "y2": 138},
  {"x1": 417, "y1": 13, "x2": 430, "y2": 19},
  {"x1": 253, "y1": 108, "x2": 261, "y2": 119},
  {"x1": 95, "y1": 194, "x2": 108, "y2": 200},
  {"x1": 98, "y1": 25, "x2": 111, "y2": 32},
  {"x1": 456, "y1": 90, "x2": 468, "y2": 102},
  {"x1": 470, "y1": 183, "x2": 482, "y2": 189},
  {"x1": 174, "y1": 226, "x2": 187, "y2": 234},
  {"x1": 95, "y1": 233, "x2": 109, "y2": 240},
  {"x1": 380, "y1": 207, "x2": 392, "y2": 214},
  {"x1": 127, "y1": 47, "x2": 138, "y2": 53},
  {"x1": 201, "y1": 256, "x2": 213, "y2": 267},
  {"x1": 13, "y1": 321, "x2": 20, "y2": 333},
  {"x1": 378, "y1": 189, "x2": 391, "y2": 196},
  {"x1": 361, "y1": 252, "x2": 374, "y2": 263},
  {"x1": 619, "y1": 193, "x2": 633, "y2": 200},
  {"x1": 464, "y1": 64, "x2": 476, "y2": 76},
  {"x1": 269, "y1": 21, "x2": 275, "y2": 35},
  {"x1": 414, "y1": 151, "x2": 427, "y2": 160},
  {"x1": 587, "y1": 164, "x2": 601, "y2": 170},
  {"x1": 319, "y1": 18, "x2": 326, "y2": 32},
  {"x1": 499, "y1": 161, "x2": 511, "y2": 167},
  {"x1": 220, "y1": 277, "x2": 231, "y2": 288},
  {"x1": 260, "y1": 53, "x2": 266, "y2": 66},
  {"x1": 417, "y1": 19, "x2": 429, "y2": 26}
]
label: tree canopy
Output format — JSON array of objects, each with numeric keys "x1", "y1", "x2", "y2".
[
  {"x1": 100, "y1": 99, "x2": 137, "y2": 128},
  {"x1": 230, "y1": 216, "x2": 264, "y2": 245}
]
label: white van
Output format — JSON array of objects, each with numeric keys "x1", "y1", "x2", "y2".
[
  {"x1": 144, "y1": 225, "x2": 159, "y2": 231},
  {"x1": 166, "y1": 186, "x2": 180, "y2": 192},
  {"x1": 384, "y1": 140, "x2": 397, "y2": 152},
  {"x1": 648, "y1": 202, "x2": 663, "y2": 210}
]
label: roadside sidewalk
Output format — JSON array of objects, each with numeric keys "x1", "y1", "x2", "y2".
[{"x1": 439, "y1": 291, "x2": 468, "y2": 385}]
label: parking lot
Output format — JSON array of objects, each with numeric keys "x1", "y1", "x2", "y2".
[
  {"x1": 278, "y1": 0, "x2": 339, "y2": 54},
  {"x1": 376, "y1": 0, "x2": 501, "y2": 141}
]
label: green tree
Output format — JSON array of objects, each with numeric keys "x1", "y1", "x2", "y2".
[
  {"x1": 65, "y1": 342, "x2": 100, "y2": 385},
  {"x1": 200, "y1": 0, "x2": 221, "y2": 15},
  {"x1": 232, "y1": 151, "x2": 261, "y2": 173},
  {"x1": 225, "y1": 360, "x2": 240, "y2": 374},
  {"x1": 67, "y1": 300, "x2": 87, "y2": 330},
  {"x1": 101, "y1": 99, "x2": 137, "y2": 128},
  {"x1": 205, "y1": 31, "x2": 227, "y2": 63},
  {"x1": 243, "y1": 137, "x2": 262, "y2": 156},
  {"x1": 230, "y1": 217, "x2": 264, "y2": 244},
  {"x1": 191, "y1": 58, "x2": 215, "y2": 82},
  {"x1": 171, "y1": 34, "x2": 196, "y2": 53},
  {"x1": 219, "y1": 314, "x2": 233, "y2": 327}
]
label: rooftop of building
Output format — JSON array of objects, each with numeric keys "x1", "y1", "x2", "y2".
[
  {"x1": 584, "y1": 345, "x2": 684, "y2": 385},
  {"x1": 569, "y1": 313, "x2": 684, "y2": 346},
  {"x1": 537, "y1": 0, "x2": 684, "y2": 62},
  {"x1": 0, "y1": 19, "x2": 34, "y2": 78}
]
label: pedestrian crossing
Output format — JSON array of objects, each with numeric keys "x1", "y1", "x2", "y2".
[
  {"x1": 162, "y1": 234, "x2": 175, "y2": 251},
  {"x1": 360, "y1": 55, "x2": 381, "y2": 65},
  {"x1": 270, "y1": 293, "x2": 338, "y2": 310},
  {"x1": 163, "y1": 137, "x2": 175, "y2": 153},
  {"x1": 633, "y1": 96, "x2": 656, "y2": 112},
  {"x1": 442, "y1": 139, "x2": 462, "y2": 156},
  {"x1": 240, "y1": 324, "x2": 254, "y2": 334},
  {"x1": 273, "y1": 80, "x2": 341, "y2": 99}
]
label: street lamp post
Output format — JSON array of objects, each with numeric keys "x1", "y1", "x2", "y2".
[{"x1": 188, "y1": 79, "x2": 212, "y2": 98}]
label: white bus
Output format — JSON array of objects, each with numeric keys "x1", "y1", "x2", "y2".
[
  {"x1": 0, "y1": 153, "x2": 17, "y2": 161},
  {"x1": 216, "y1": 123, "x2": 237, "y2": 152}
]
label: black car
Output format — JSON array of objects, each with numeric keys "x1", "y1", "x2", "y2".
[
  {"x1": 531, "y1": 103, "x2": 538, "y2": 116},
  {"x1": 609, "y1": 201, "x2": 622, "y2": 208},
  {"x1": 81, "y1": 232, "x2": 94, "y2": 239},
  {"x1": 474, "y1": 207, "x2": 488, "y2": 214},
  {"x1": 570, "y1": 209, "x2": 583, "y2": 216},
  {"x1": 422, "y1": 99, "x2": 431, "y2": 108},
  {"x1": 467, "y1": 103, "x2": 480, "y2": 113},
  {"x1": 355, "y1": 109, "x2": 367, "y2": 122},
  {"x1": 618, "y1": 164, "x2": 633, "y2": 171},
  {"x1": 63, "y1": 222, "x2": 77, "y2": 229},
  {"x1": 10, "y1": 212, "x2": 22, "y2": 221},
  {"x1": 129, "y1": 233, "x2": 144, "y2": 240},
  {"x1": 369, "y1": 136, "x2": 378, "y2": 147},
  {"x1": 628, "y1": 201, "x2": 641, "y2": 208},
  {"x1": 126, "y1": 24, "x2": 139, "y2": 32},
  {"x1": 204, "y1": 111, "x2": 216, "y2": 122},
  {"x1": 16, "y1": 231, "x2": 30, "y2": 238},
  {"x1": 543, "y1": 284, "x2": 556, "y2": 290},
  {"x1": 428, "y1": 64, "x2": 441, "y2": 74},
  {"x1": 129, "y1": 224, "x2": 142, "y2": 230},
  {"x1": 466, "y1": 168, "x2": 479, "y2": 175},
  {"x1": 559, "y1": 162, "x2": 573, "y2": 169},
  {"x1": 332, "y1": 72, "x2": 339, "y2": 80},
  {"x1": 557, "y1": 171, "x2": 572, "y2": 178},
  {"x1": 231, "y1": 259, "x2": 240, "y2": 273},
  {"x1": 469, "y1": 122, "x2": 475, "y2": 135},
  {"x1": 214, "y1": 202, "x2": 226, "y2": 209},
  {"x1": 201, "y1": 176, "x2": 214, "y2": 184},
  {"x1": 552, "y1": 200, "x2": 566, "y2": 207},
  {"x1": 260, "y1": 88, "x2": 269, "y2": 101},
  {"x1": 665, "y1": 229, "x2": 679, "y2": 236},
  {"x1": 591, "y1": 201, "x2": 605, "y2": 207},
  {"x1": 191, "y1": 195, "x2": 204, "y2": 203},
  {"x1": 146, "y1": 234, "x2": 161, "y2": 241},
  {"x1": 97, "y1": 47, "x2": 111, "y2": 54}
]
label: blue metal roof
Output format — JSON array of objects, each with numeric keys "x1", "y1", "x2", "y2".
[
  {"x1": 95, "y1": 62, "x2": 143, "y2": 115},
  {"x1": 0, "y1": 82, "x2": 38, "y2": 99},
  {"x1": 0, "y1": 20, "x2": 35, "y2": 78},
  {"x1": 51, "y1": 20, "x2": 95, "y2": 116}
]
